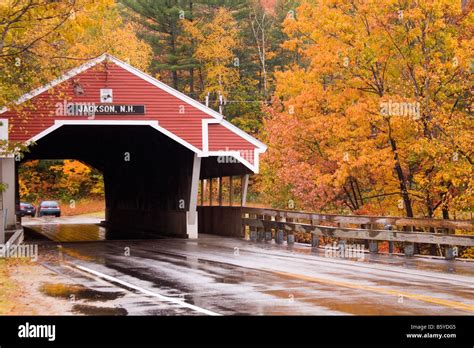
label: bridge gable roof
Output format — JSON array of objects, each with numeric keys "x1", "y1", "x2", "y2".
[{"x1": 1, "y1": 54, "x2": 266, "y2": 172}]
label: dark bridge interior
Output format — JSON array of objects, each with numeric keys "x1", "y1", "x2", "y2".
[{"x1": 20, "y1": 125, "x2": 251, "y2": 238}]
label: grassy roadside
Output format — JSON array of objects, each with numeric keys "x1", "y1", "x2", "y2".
[
  {"x1": 0, "y1": 259, "x2": 30, "y2": 314},
  {"x1": 59, "y1": 199, "x2": 105, "y2": 217}
]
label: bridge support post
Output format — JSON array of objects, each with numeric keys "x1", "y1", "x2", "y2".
[
  {"x1": 0, "y1": 157, "x2": 16, "y2": 231},
  {"x1": 187, "y1": 154, "x2": 201, "y2": 239},
  {"x1": 241, "y1": 174, "x2": 249, "y2": 206},
  {"x1": 209, "y1": 178, "x2": 213, "y2": 206},
  {"x1": 229, "y1": 176, "x2": 233, "y2": 206},
  {"x1": 404, "y1": 243, "x2": 415, "y2": 257},
  {"x1": 369, "y1": 240, "x2": 378, "y2": 254},
  {"x1": 218, "y1": 177, "x2": 223, "y2": 206}
]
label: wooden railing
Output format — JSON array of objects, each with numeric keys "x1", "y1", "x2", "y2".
[{"x1": 239, "y1": 207, "x2": 474, "y2": 259}]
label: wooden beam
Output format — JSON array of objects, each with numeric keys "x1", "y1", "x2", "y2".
[
  {"x1": 200, "y1": 180, "x2": 204, "y2": 206},
  {"x1": 202, "y1": 179, "x2": 207, "y2": 206},
  {"x1": 242, "y1": 218, "x2": 474, "y2": 246},
  {"x1": 229, "y1": 176, "x2": 233, "y2": 207},
  {"x1": 209, "y1": 178, "x2": 213, "y2": 206},
  {"x1": 240, "y1": 207, "x2": 473, "y2": 231},
  {"x1": 218, "y1": 177, "x2": 223, "y2": 206}
]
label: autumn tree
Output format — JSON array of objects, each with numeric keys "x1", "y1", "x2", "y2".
[
  {"x1": 19, "y1": 160, "x2": 104, "y2": 203},
  {"x1": 1, "y1": 0, "x2": 151, "y2": 194},
  {"x1": 262, "y1": 0, "x2": 473, "y2": 218},
  {"x1": 0, "y1": 0, "x2": 152, "y2": 108},
  {"x1": 183, "y1": 7, "x2": 241, "y2": 106}
]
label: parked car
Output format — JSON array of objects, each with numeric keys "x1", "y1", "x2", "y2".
[
  {"x1": 18, "y1": 202, "x2": 36, "y2": 217},
  {"x1": 38, "y1": 201, "x2": 61, "y2": 217}
]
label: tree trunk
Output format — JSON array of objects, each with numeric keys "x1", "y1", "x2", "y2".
[{"x1": 387, "y1": 124, "x2": 414, "y2": 217}]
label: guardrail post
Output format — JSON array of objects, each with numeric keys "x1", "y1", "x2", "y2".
[
  {"x1": 285, "y1": 216, "x2": 294, "y2": 245},
  {"x1": 384, "y1": 224, "x2": 394, "y2": 254},
  {"x1": 257, "y1": 214, "x2": 265, "y2": 241},
  {"x1": 311, "y1": 233, "x2": 319, "y2": 249},
  {"x1": 249, "y1": 226, "x2": 257, "y2": 241},
  {"x1": 338, "y1": 240, "x2": 346, "y2": 257},
  {"x1": 265, "y1": 230, "x2": 272, "y2": 241},
  {"x1": 249, "y1": 213, "x2": 257, "y2": 241},
  {"x1": 257, "y1": 227, "x2": 265, "y2": 242},
  {"x1": 404, "y1": 243, "x2": 415, "y2": 257},
  {"x1": 287, "y1": 233, "x2": 295, "y2": 245},
  {"x1": 264, "y1": 216, "x2": 272, "y2": 242},
  {"x1": 445, "y1": 246, "x2": 457, "y2": 260},
  {"x1": 241, "y1": 212, "x2": 248, "y2": 239},
  {"x1": 276, "y1": 215, "x2": 285, "y2": 244},
  {"x1": 388, "y1": 241, "x2": 394, "y2": 254},
  {"x1": 369, "y1": 240, "x2": 378, "y2": 254},
  {"x1": 275, "y1": 227, "x2": 284, "y2": 244}
]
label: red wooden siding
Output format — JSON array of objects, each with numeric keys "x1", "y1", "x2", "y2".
[{"x1": 1, "y1": 56, "x2": 265, "y2": 171}]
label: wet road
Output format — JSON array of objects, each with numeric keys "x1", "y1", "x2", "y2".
[{"x1": 25, "y1": 221, "x2": 474, "y2": 316}]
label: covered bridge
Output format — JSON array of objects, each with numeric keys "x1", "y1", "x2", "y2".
[{"x1": 0, "y1": 54, "x2": 266, "y2": 239}]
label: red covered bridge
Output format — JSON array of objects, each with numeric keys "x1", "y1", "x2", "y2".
[{"x1": 0, "y1": 54, "x2": 266, "y2": 239}]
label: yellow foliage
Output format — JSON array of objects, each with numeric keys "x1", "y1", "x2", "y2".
[
  {"x1": 182, "y1": 8, "x2": 240, "y2": 98},
  {"x1": 263, "y1": 0, "x2": 473, "y2": 217},
  {"x1": 0, "y1": 0, "x2": 152, "y2": 107}
]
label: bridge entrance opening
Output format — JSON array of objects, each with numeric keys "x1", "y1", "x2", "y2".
[
  {"x1": 16, "y1": 124, "x2": 204, "y2": 241},
  {"x1": 19, "y1": 157, "x2": 106, "y2": 242}
]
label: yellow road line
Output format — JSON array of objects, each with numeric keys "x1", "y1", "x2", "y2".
[{"x1": 270, "y1": 270, "x2": 474, "y2": 313}]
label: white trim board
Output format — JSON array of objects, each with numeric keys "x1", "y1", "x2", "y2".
[
  {"x1": 28, "y1": 120, "x2": 204, "y2": 156},
  {"x1": 27, "y1": 120, "x2": 262, "y2": 172}
]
